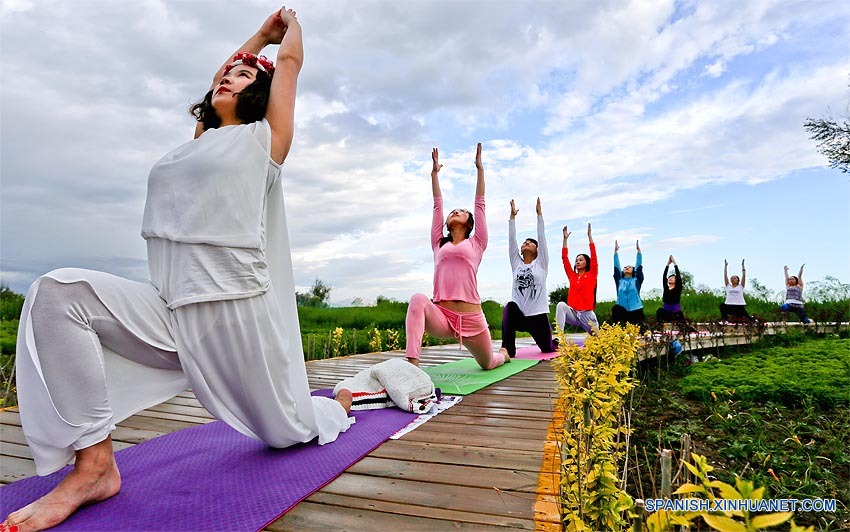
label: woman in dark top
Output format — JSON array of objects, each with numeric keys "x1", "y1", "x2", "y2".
[{"x1": 656, "y1": 255, "x2": 685, "y2": 323}]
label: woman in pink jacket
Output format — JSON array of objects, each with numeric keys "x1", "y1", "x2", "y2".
[{"x1": 404, "y1": 144, "x2": 508, "y2": 370}]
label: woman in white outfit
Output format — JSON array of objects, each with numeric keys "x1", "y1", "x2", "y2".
[{"x1": 4, "y1": 8, "x2": 352, "y2": 532}]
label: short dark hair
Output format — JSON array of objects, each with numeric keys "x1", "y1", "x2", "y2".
[
  {"x1": 189, "y1": 73, "x2": 272, "y2": 130},
  {"x1": 524, "y1": 238, "x2": 538, "y2": 248},
  {"x1": 439, "y1": 210, "x2": 475, "y2": 247}
]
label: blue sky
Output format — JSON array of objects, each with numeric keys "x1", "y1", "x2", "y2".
[{"x1": 1, "y1": 0, "x2": 849, "y2": 307}]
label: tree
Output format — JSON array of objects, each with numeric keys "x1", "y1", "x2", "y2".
[
  {"x1": 679, "y1": 269, "x2": 695, "y2": 294},
  {"x1": 549, "y1": 285, "x2": 568, "y2": 306},
  {"x1": 804, "y1": 80, "x2": 850, "y2": 173},
  {"x1": 295, "y1": 278, "x2": 332, "y2": 308}
]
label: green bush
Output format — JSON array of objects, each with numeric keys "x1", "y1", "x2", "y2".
[
  {"x1": 0, "y1": 284, "x2": 25, "y2": 321},
  {"x1": 679, "y1": 338, "x2": 850, "y2": 407},
  {"x1": 0, "y1": 320, "x2": 18, "y2": 355}
]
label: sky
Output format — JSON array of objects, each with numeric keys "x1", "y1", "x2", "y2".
[{"x1": 2, "y1": 0, "x2": 849, "y2": 307}]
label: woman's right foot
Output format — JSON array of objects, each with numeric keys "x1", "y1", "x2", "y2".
[
  {"x1": 406, "y1": 357, "x2": 420, "y2": 367},
  {"x1": 3, "y1": 439, "x2": 121, "y2": 532},
  {"x1": 335, "y1": 388, "x2": 353, "y2": 414}
]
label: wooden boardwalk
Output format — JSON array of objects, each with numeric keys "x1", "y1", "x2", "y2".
[
  {"x1": 2, "y1": 323, "x2": 844, "y2": 530},
  {"x1": 0, "y1": 341, "x2": 563, "y2": 531}
]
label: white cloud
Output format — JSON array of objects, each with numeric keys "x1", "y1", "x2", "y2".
[{"x1": 2, "y1": 0, "x2": 849, "y2": 302}]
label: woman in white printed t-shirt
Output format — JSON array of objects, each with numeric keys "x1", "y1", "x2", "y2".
[
  {"x1": 5, "y1": 8, "x2": 353, "y2": 532},
  {"x1": 719, "y1": 258, "x2": 753, "y2": 323},
  {"x1": 499, "y1": 198, "x2": 556, "y2": 359}
]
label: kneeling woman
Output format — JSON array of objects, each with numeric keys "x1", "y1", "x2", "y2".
[
  {"x1": 555, "y1": 223, "x2": 599, "y2": 334},
  {"x1": 405, "y1": 144, "x2": 508, "y2": 370},
  {"x1": 499, "y1": 198, "x2": 556, "y2": 358},
  {"x1": 611, "y1": 240, "x2": 645, "y2": 326},
  {"x1": 719, "y1": 259, "x2": 752, "y2": 322},
  {"x1": 780, "y1": 264, "x2": 811, "y2": 323},
  {"x1": 656, "y1": 255, "x2": 686, "y2": 323},
  {"x1": 4, "y1": 9, "x2": 352, "y2": 532}
]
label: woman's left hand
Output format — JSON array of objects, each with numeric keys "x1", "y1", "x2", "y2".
[
  {"x1": 259, "y1": 8, "x2": 288, "y2": 44},
  {"x1": 279, "y1": 6, "x2": 298, "y2": 27},
  {"x1": 475, "y1": 142, "x2": 483, "y2": 170}
]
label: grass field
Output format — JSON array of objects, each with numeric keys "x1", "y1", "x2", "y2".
[{"x1": 629, "y1": 332, "x2": 850, "y2": 529}]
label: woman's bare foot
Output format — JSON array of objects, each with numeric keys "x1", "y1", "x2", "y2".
[
  {"x1": 335, "y1": 388, "x2": 353, "y2": 414},
  {"x1": 3, "y1": 438, "x2": 120, "y2": 532},
  {"x1": 406, "y1": 356, "x2": 419, "y2": 367},
  {"x1": 498, "y1": 347, "x2": 511, "y2": 362}
]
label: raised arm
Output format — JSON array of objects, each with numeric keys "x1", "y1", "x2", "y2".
[
  {"x1": 724, "y1": 259, "x2": 729, "y2": 286},
  {"x1": 431, "y1": 148, "x2": 443, "y2": 198},
  {"x1": 430, "y1": 148, "x2": 444, "y2": 249},
  {"x1": 562, "y1": 226, "x2": 575, "y2": 278},
  {"x1": 589, "y1": 228, "x2": 598, "y2": 277},
  {"x1": 634, "y1": 240, "x2": 642, "y2": 269},
  {"x1": 613, "y1": 239, "x2": 621, "y2": 281},
  {"x1": 741, "y1": 259, "x2": 746, "y2": 287},
  {"x1": 587, "y1": 222, "x2": 594, "y2": 245},
  {"x1": 536, "y1": 198, "x2": 548, "y2": 268},
  {"x1": 784, "y1": 265, "x2": 790, "y2": 285},
  {"x1": 193, "y1": 10, "x2": 287, "y2": 139},
  {"x1": 672, "y1": 257, "x2": 680, "y2": 282},
  {"x1": 635, "y1": 241, "x2": 644, "y2": 290},
  {"x1": 475, "y1": 142, "x2": 485, "y2": 197},
  {"x1": 266, "y1": 7, "x2": 303, "y2": 164},
  {"x1": 508, "y1": 200, "x2": 521, "y2": 270},
  {"x1": 471, "y1": 144, "x2": 487, "y2": 249},
  {"x1": 798, "y1": 263, "x2": 805, "y2": 288}
]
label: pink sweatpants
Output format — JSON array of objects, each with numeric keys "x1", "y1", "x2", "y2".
[{"x1": 405, "y1": 293, "x2": 507, "y2": 370}]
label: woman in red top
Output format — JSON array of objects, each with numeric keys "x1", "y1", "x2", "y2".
[{"x1": 555, "y1": 223, "x2": 599, "y2": 334}]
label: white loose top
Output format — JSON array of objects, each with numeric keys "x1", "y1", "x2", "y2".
[
  {"x1": 508, "y1": 216, "x2": 549, "y2": 316},
  {"x1": 724, "y1": 284, "x2": 746, "y2": 305},
  {"x1": 141, "y1": 119, "x2": 281, "y2": 308}
]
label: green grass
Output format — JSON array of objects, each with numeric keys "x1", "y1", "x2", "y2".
[
  {"x1": 679, "y1": 338, "x2": 850, "y2": 407},
  {"x1": 630, "y1": 335, "x2": 850, "y2": 529}
]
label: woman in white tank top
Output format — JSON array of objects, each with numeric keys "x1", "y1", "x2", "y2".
[
  {"x1": 719, "y1": 258, "x2": 753, "y2": 323},
  {"x1": 5, "y1": 8, "x2": 354, "y2": 531}
]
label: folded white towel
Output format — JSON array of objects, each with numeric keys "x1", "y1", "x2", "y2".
[
  {"x1": 333, "y1": 358, "x2": 436, "y2": 414},
  {"x1": 371, "y1": 358, "x2": 436, "y2": 414}
]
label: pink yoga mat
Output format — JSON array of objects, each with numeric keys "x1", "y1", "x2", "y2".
[{"x1": 514, "y1": 334, "x2": 586, "y2": 360}]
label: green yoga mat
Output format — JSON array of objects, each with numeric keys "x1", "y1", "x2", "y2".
[{"x1": 424, "y1": 358, "x2": 539, "y2": 395}]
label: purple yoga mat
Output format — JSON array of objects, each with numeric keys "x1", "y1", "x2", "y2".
[{"x1": 1, "y1": 390, "x2": 417, "y2": 531}]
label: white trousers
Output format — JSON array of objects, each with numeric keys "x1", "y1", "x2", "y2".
[{"x1": 16, "y1": 268, "x2": 349, "y2": 475}]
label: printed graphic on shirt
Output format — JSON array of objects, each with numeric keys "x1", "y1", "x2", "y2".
[{"x1": 516, "y1": 267, "x2": 539, "y2": 301}]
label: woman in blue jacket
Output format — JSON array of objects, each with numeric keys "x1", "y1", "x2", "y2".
[{"x1": 611, "y1": 239, "x2": 645, "y2": 326}]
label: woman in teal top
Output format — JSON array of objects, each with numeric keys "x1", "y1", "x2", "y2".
[{"x1": 611, "y1": 239, "x2": 645, "y2": 326}]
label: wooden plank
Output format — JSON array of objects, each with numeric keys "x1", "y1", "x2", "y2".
[
  {"x1": 145, "y1": 403, "x2": 215, "y2": 419},
  {"x1": 267, "y1": 500, "x2": 528, "y2": 531},
  {"x1": 0, "y1": 454, "x2": 36, "y2": 483},
  {"x1": 346, "y1": 456, "x2": 549, "y2": 494},
  {"x1": 1, "y1": 441, "x2": 33, "y2": 460},
  {"x1": 371, "y1": 440, "x2": 544, "y2": 472},
  {"x1": 318, "y1": 473, "x2": 536, "y2": 519},
  {"x1": 274, "y1": 492, "x2": 536, "y2": 530}
]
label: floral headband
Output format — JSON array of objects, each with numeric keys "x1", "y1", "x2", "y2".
[{"x1": 223, "y1": 52, "x2": 275, "y2": 78}]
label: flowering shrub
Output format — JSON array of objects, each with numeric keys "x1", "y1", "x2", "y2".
[
  {"x1": 552, "y1": 323, "x2": 640, "y2": 531},
  {"x1": 369, "y1": 327, "x2": 383, "y2": 352},
  {"x1": 330, "y1": 327, "x2": 344, "y2": 357},
  {"x1": 385, "y1": 329, "x2": 401, "y2": 351}
]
